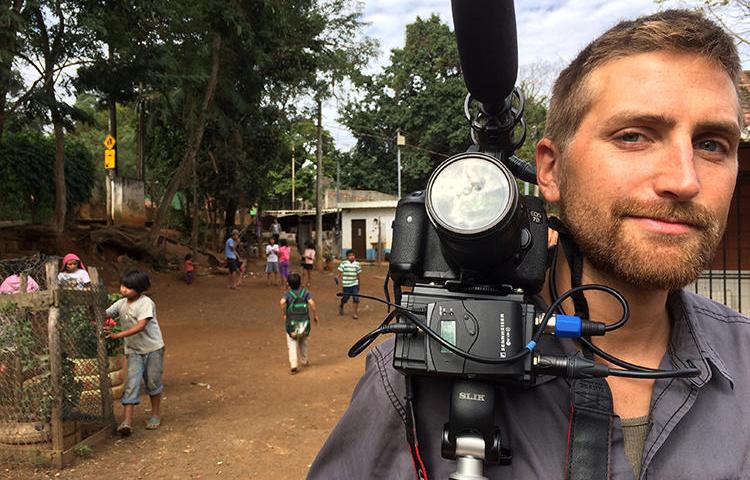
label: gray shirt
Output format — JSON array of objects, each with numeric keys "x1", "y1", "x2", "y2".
[
  {"x1": 106, "y1": 295, "x2": 164, "y2": 355},
  {"x1": 309, "y1": 290, "x2": 750, "y2": 479}
]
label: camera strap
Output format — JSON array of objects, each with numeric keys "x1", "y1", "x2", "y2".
[
  {"x1": 550, "y1": 218, "x2": 614, "y2": 479},
  {"x1": 404, "y1": 375, "x2": 428, "y2": 480}
]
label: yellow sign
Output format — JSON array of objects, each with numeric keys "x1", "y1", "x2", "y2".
[
  {"x1": 396, "y1": 133, "x2": 406, "y2": 146},
  {"x1": 104, "y1": 149, "x2": 116, "y2": 169},
  {"x1": 103, "y1": 134, "x2": 116, "y2": 150}
]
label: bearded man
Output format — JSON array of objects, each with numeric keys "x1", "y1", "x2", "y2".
[{"x1": 309, "y1": 9, "x2": 748, "y2": 480}]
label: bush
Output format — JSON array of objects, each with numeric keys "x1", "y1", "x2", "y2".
[{"x1": 0, "y1": 132, "x2": 95, "y2": 222}]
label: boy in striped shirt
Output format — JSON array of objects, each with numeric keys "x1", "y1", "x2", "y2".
[{"x1": 337, "y1": 250, "x2": 362, "y2": 319}]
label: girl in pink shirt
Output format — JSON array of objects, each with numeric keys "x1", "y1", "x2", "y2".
[{"x1": 278, "y1": 239, "x2": 291, "y2": 283}]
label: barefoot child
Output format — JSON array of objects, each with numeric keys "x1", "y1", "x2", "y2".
[
  {"x1": 280, "y1": 273, "x2": 319, "y2": 374},
  {"x1": 105, "y1": 270, "x2": 165, "y2": 435}
]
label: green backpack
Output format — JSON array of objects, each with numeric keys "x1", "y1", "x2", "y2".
[{"x1": 285, "y1": 289, "x2": 311, "y2": 337}]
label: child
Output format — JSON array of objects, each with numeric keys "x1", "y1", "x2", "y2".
[
  {"x1": 337, "y1": 250, "x2": 362, "y2": 319},
  {"x1": 225, "y1": 229, "x2": 240, "y2": 289},
  {"x1": 57, "y1": 253, "x2": 91, "y2": 290},
  {"x1": 302, "y1": 240, "x2": 316, "y2": 288},
  {"x1": 280, "y1": 273, "x2": 319, "y2": 374},
  {"x1": 278, "y1": 239, "x2": 291, "y2": 284},
  {"x1": 265, "y1": 237, "x2": 280, "y2": 286},
  {"x1": 105, "y1": 270, "x2": 165, "y2": 436},
  {"x1": 184, "y1": 254, "x2": 194, "y2": 285}
]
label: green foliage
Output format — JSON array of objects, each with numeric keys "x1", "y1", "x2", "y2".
[
  {"x1": 340, "y1": 14, "x2": 549, "y2": 195},
  {"x1": 73, "y1": 443, "x2": 92, "y2": 457},
  {"x1": 0, "y1": 131, "x2": 94, "y2": 222},
  {"x1": 69, "y1": 95, "x2": 139, "y2": 179},
  {"x1": 3, "y1": 0, "x2": 376, "y2": 233},
  {"x1": 340, "y1": 15, "x2": 468, "y2": 194}
]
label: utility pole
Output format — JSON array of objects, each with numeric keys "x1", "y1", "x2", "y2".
[
  {"x1": 396, "y1": 130, "x2": 405, "y2": 198},
  {"x1": 336, "y1": 156, "x2": 341, "y2": 257},
  {"x1": 291, "y1": 144, "x2": 296, "y2": 208},
  {"x1": 315, "y1": 97, "x2": 324, "y2": 270},
  {"x1": 137, "y1": 82, "x2": 145, "y2": 181}
]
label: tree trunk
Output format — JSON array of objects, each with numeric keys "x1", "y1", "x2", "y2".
[
  {"x1": 191, "y1": 152, "x2": 199, "y2": 258},
  {"x1": 314, "y1": 97, "x2": 324, "y2": 270},
  {"x1": 149, "y1": 32, "x2": 222, "y2": 245},
  {"x1": 52, "y1": 111, "x2": 66, "y2": 233},
  {"x1": 224, "y1": 198, "x2": 237, "y2": 234}
]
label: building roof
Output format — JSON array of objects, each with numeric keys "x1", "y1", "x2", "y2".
[
  {"x1": 338, "y1": 200, "x2": 398, "y2": 209},
  {"x1": 324, "y1": 189, "x2": 398, "y2": 208},
  {"x1": 264, "y1": 208, "x2": 338, "y2": 218}
]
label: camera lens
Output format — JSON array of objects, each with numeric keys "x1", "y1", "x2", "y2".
[{"x1": 426, "y1": 153, "x2": 514, "y2": 235}]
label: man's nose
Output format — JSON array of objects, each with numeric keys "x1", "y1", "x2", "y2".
[{"x1": 653, "y1": 140, "x2": 700, "y2": 201}]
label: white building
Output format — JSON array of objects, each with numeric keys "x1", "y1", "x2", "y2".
[{"x1": 339, "y1": 198, "x2": 398, "y2": 261}]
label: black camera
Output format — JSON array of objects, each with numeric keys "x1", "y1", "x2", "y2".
[
  {"x1": 389, "y1": 152, "x2": 548, "y2": 291},
  {"x1": 388, "y1": 147, "x2": 548, "y2": 381}
]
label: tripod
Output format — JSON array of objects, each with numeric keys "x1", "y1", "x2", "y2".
[{"x1": 441, "y1": 380, "x2": 511, "y2": 480}]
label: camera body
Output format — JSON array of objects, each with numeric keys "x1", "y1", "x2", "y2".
[{"x1": 389, "y1": 187, "x2": 548, "y2": 291}]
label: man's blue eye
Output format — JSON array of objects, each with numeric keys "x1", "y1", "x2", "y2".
[
  {"x1": 620, "y1": 132, "x2": 641, "y2": 142},
  {"x1": 696, "y1": 140, "x2": 721, "y2": 152}
]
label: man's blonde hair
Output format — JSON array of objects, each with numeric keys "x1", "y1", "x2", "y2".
[{"x1": 545, "y1": 9, "x2": 742, "y2": 152}]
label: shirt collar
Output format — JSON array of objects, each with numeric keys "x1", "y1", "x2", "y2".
[{"x1": 667, "y1": 290, "x2": 734, "y2": 389}]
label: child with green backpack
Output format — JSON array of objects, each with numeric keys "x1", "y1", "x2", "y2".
[{"x1": 280, "y1": 272, "x2": 319, "y2": 374}]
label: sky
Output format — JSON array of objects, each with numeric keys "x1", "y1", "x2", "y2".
[{"x1": 325, "y1": 0, "x2": 750, "y2": 150}]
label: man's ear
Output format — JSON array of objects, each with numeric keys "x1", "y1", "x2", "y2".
[{"x1": 535, "y1": 138, "x2": 562, "y2": 203}]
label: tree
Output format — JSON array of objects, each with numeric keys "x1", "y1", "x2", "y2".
[
  {"x1": 340, "y1": 15, "x2": 468, "y2": 195},
  {"x1": 308, "y1": 0, "x2": 377, "y2": 269},
  {"x1": 340, "y1": 15, "x2": 551, "y2": 196},
  {"x1": 0, "y1": 0, "x2": 27, "y2": 139},
  {"x1": 14, "y1": 0, "x2": 94, "y2": 232}
]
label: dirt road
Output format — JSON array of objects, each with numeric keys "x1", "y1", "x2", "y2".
[{"x1": 6, "y1": 262, "x2": 389, "y2": 479}]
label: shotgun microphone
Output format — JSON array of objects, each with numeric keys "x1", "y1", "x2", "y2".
[{"x1": 451, "y1": 0, "x2": 518, "y2": 110}]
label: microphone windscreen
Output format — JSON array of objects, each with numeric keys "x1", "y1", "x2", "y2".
[{"x1": 451, "y1": 0, "x2": 518, "y2": 105}]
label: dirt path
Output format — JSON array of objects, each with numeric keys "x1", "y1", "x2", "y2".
[{"x1": 5, "y1": 262, "x2": 389, "y2": 479}]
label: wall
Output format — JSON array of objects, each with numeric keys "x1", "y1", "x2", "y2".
[
  {"x1": 341, "y1": 207, "x2": 396, "y2": 260},
  {"x1": 106, "y1": 177, "x2": 146, "y2": 227}
]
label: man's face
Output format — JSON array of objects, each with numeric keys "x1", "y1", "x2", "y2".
[
  {"x1": 540, "y1": 52, "x2": 740, "y2": 290},
  {"x1": 347, "y1": 253, "x2": 355, "y2": 262}
]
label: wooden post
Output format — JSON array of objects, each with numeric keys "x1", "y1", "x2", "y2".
[
  {"x1": 19, "y1": 272, "x2": 27, "y2": 292},
  {"x1": 45, "y1": 260, "x2": 64, "y2": 468},
  {"x1": 89, "y1": 267, "x2": 115, "y2": 427}
]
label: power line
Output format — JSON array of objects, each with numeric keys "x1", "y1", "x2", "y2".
[{"x1": 326, "y1": 123, "x2": 451, "y2": 159}]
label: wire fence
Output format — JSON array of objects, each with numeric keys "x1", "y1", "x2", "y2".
[{"x1": 0, "y1": 256, "x2": 121, "y2": 468}]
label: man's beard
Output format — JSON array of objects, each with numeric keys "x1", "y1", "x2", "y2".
[{"x1": 558, "y1": 187, "x2": 725, "y2": 291}]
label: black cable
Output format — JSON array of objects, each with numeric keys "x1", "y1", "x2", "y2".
[
  {"x1": 345, "y1": 291, "x2": 534, "y2": 364},
  {"x1": 607, "y1": 368, "x2": 698, "y2": 379},
  {"x1": 548, "y1": 243, "x2": 627, "y2": 332},
  {"x1": 579, "y1": 338, "x2": 653, "y2": 373},
  {"x1": 383, "y1": 272, "x2": 391, "y2": 312},
  {"x1": 348, "y1": 309, "x2": 401, "y2": 357},
  {"x1": 548, "y1": 242, "x2": 700, "y2": 378},
  {"x1": 398, "y1": 309, "x2": 532, "y2": 365},
  {"x1": 534, "y1": 284, "x2": 628, "y2": 344}
]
